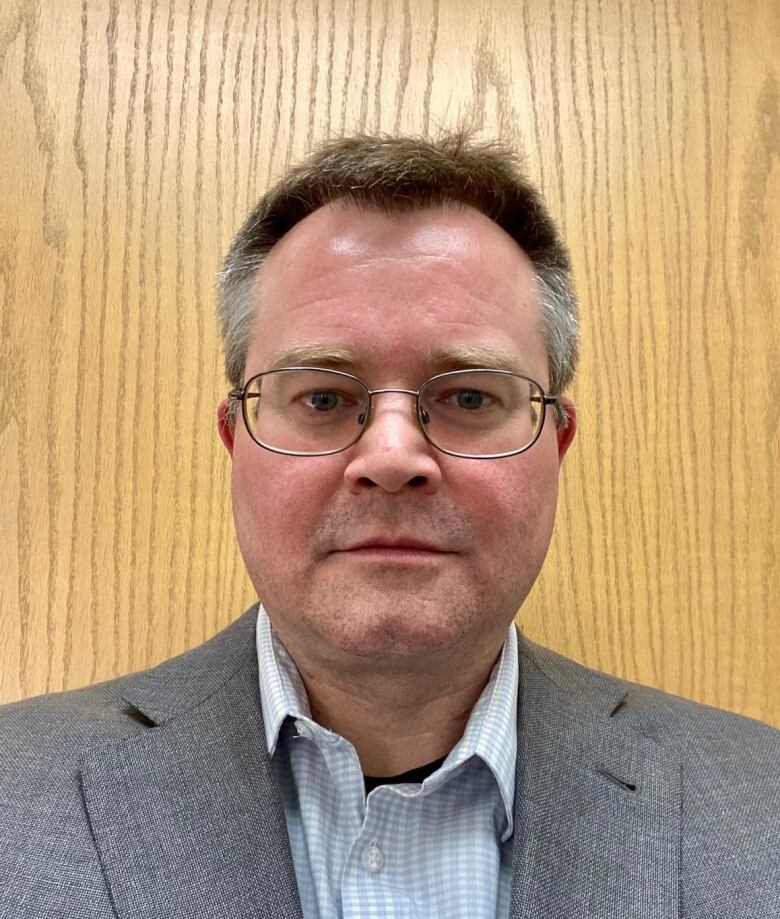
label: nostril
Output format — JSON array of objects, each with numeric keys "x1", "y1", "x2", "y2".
[{"x1": 357, "y1": 474, "x2": 428, "y2": 487}]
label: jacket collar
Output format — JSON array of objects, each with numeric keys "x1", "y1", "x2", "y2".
[
  {"x1": 80, "y1": 608, "x2": 679, "y2": 919},
  {"x1": 114, "y1": 605, "x2": 261, "y2": 726},
  {"x1": 81, "y1": 605, "x2": 304, "y2": 919},
  {"x1": 510, "y1": 631, "x2": 680, "y2": 918}
]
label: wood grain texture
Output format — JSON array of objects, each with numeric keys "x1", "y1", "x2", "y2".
[{"x1": 1, "y1": 0, "x2": 777, "y2": 725}]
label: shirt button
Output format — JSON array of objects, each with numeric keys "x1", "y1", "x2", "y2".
[
  {"x1": 294, "y1": 719, "x2": 314, "y2": 740},
  {"x1": 361, "y1": 842, "x2": 385, "y2": 874}
]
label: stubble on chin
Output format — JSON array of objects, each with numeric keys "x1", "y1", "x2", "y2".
[{"x1": 267, "y1": 561, "x2": 512, "y2": 670}]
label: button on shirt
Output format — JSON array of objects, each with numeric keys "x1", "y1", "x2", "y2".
[{"x1": 256, "y1": 605, "x2": 518, "y2": 919}]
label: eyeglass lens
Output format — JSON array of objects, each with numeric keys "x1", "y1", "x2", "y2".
[{"x1": 242, "y1": 368, "x2": 544, "y2": 457}]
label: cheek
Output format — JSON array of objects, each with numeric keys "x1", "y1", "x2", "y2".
[
  {"x1": 465, "y1": 455, "x2": 560, "y2": 560},
  {"x1": 230, "y1": 446, "x2": 340, "y2": 559}
]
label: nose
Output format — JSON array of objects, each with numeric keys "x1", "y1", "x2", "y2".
[{"x1": 342, "y1": 392, "x2": 443, "y2": 494}]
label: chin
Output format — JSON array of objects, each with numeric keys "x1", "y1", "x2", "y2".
[{"x1": 300, "y1": 593, "x2": 477, "y2": 662}]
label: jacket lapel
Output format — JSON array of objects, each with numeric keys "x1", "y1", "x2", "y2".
[
  {"x1": 510, "y1": 636, "x2": 681, "y2": 918},
  {"x1": 80, "y1": 608, "x2": 303, "y2": 919},
  {"x1": 79, "y1": 607, "x2": 680, "y2": 918}
]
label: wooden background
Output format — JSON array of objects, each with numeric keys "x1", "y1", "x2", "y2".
[{"x1": 1, "y1": 0, "x2": 777, "y2": 725}]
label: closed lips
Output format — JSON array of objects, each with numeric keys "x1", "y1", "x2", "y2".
[{"x1": 338, "y1": 538, "x2": 452, "y2": 552}]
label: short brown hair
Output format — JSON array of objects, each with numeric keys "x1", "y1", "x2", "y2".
[{"x1": 217, "y1": 131, "x2": 578, "y2": 426}]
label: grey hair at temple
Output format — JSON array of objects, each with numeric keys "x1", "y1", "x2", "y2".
[{"x1": 217, "y1": 131, "x2": 579, "y2": 427}]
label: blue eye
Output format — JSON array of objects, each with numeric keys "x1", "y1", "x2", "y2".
[
  {"x1": 307, "y1": 391, "x2": 341, "y2": 411},
  {"x1": 454, "y1": 389, "x2": 488, "y2": 410}
]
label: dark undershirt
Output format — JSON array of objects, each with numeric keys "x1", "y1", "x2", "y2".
[{"x1": 363, "y1": 755, "x2": 447, "y2": 795}]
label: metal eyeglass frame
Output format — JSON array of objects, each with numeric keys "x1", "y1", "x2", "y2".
[{"x1": 228, "y1": 366, "x2": 560, "y2": 459}]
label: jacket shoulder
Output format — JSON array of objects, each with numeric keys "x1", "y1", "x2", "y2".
[
  {"x1": 520, "y1": 633, "x2": 780, "y2": 768},
  {"x1": 0, "y1": 675, "x2": 148, "y2": 772},
  {"x1": 521, "y1": 636, "x2": 780, "y2": 916},
  {"x1": 0, "y1": 606, "x2": 260, "y2": 917},
  {"x1": 0, "y1": 605, "x2": 260, "y2": 774}
]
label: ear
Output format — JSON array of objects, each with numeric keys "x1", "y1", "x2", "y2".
[
  {"x1": 217, "y1": 398, "x2": 236, "y2": 456},
  {"x1": 555, "y1": 398, "x2": 577, "y2": 464}
]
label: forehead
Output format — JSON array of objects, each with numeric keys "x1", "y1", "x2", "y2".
[{"x1": 247, "y1": 203, "x2": 547, "y2": 381}]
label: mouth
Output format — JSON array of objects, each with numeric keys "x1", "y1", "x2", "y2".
[{"x1": 330, "y1": 537, "x2": 455, "y2": 562}]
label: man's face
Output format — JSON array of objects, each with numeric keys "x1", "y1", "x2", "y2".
[{"x1": 218, "y1": 203, "x2": 575, "y2": 674}]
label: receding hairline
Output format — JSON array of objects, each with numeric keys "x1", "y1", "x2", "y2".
[
  {"x1": 256, "y1": 198, "x2": 537, "y2": 267},
  {"x1": 246, "y1": 198, "x2": 540, "y2": 331}
]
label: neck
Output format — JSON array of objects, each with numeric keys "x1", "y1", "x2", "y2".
[{"x1": 290, "y1": 640, "x2": 506, "y2": 776}]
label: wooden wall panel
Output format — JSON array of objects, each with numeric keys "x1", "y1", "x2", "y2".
[{"x1": 0, "y1": 0, "x2": 777, "y2": 726}]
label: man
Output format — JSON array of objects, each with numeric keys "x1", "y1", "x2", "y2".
[{"x1": 1, "y1": 133, "x2": 778, "y2": 919}]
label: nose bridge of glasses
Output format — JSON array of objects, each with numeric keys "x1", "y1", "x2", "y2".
[
  {"x1": 367, "y1": 386, "x2": 420, "y2": 399},
  {"x1": 361, "y1": 387, "x2": 423, "y2": 426}
]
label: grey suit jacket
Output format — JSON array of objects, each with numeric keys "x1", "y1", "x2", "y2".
[{"x1": 1, "y1": 604, "x2": 778, "y2": 918}]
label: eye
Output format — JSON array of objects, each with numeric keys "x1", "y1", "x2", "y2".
[
  {"x1": 296, "y1": 388, "x2": 362, "y2": 414},
  {"x1": 305, "y1": 390, "x2": 342, "y2": 412},
  {"x1": 458, "y1": 389, "x2": 489, "y2": 410},
  {"x1": 439, "y1": 388, "x2": 497, "y2": 411}
]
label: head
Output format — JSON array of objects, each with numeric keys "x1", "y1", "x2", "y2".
[
  {"x1": 216, "y1": 132, "x2": 579, "y2": 680},
  {"x1": 218, "y1": 133, "x2": 578, "y2": 428}
]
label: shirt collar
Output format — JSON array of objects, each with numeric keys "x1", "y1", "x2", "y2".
[
  {"x1": 256, "y1": 603, "x2": 518, "y2": 839},
  {"x1": 438, "y1": 623, "x2": 518, "y2": 841},
  {"x1": 256, "y1": 605, "x2": 311, "y2": 756}
]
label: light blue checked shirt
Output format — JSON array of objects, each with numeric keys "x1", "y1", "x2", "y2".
[{"x1": 256, "y1": 604, "x2": 518, "y2": 919}]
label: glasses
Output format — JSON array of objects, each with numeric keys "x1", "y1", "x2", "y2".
[{"x1": 228, "y1": 367, "x2": 560, "y2": 459}]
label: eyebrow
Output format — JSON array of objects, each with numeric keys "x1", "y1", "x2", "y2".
[
  {"x1": 263, "y1": 343, "x2": 530, "y2": 376},
  {"x1": 425, "y1": 344, "x2": 530, "y2": 375},
  {"x1": 265, "y1": 345, "x2": 365, "y2": 371}
]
